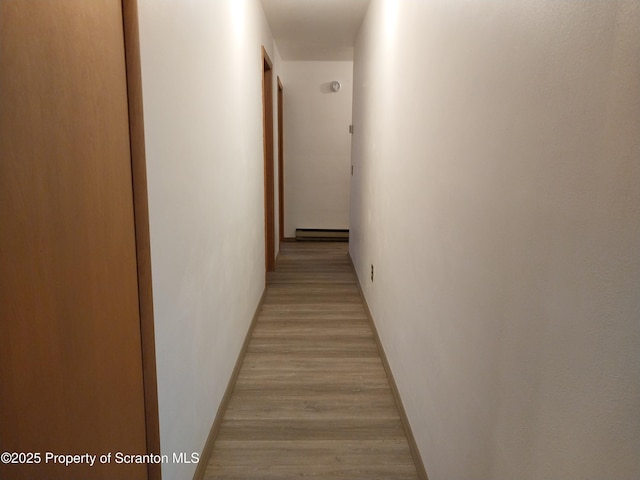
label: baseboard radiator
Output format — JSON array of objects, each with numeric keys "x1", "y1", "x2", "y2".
[{"x1": 295, "y1": 228, "x2": 349, "y2": 242}]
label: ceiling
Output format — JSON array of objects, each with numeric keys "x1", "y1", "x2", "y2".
[{"x1": 260, "y1": 0, "x2": 371, "y2": 61}]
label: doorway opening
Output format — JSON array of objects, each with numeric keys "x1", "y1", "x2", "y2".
[
  {"x1": 277, "y1": 77, "x2": 285, "y2": 242},
  {"x1": 262, "y1": 47, "x2": 275, "y2": 272}
]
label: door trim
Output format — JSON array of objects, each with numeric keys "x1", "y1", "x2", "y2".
[
  {"x1": 122, "y1": 2, "x2": 161, "y2": 479},
  {"x1": 277, "y1": 77, "x2": 285, "y2": 242},
  {"x1": 262, "y1": 46, "x2": 275, "y2": 273}
]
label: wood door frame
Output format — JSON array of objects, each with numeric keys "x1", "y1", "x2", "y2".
[
  {"x1": 262, "y1": 46, "x2": 275, "y2": 272},
  {"x1": 122, "y1": 2, "x2": 161, "y2": 479},
  {"x1": 277, "y1": 77, "x2": 285, "y2": 242}
]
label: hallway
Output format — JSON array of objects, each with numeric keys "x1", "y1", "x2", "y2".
[
  {"x1": 2, "y1": 2, "x2": 637, "y2": 479},
  {"x1": 204, "y1": 242, "x2": 420, "y2": 479}
]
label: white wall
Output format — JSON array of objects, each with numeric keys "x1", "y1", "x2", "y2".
[
  {"x1": 281, "y1": 61, "x2": 352, "y2": 237},
  {"x1": 350, "y1": 1, "x2": 640, "y2": 480},
  {"x1": 137, "y1": 1, "x2": 280, "y2": 478}
]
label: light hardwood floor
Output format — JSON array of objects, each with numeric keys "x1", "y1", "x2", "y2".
[{"x1": 204, "y1": 242, "x2": 420, "y2": 480}]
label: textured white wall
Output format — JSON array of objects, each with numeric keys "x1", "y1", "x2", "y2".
[
  {"x1": 137, "y1": 1, "x2": 279, "y2": 478},
  {"x1": 281, "y1": 61, "x2": 352, "y2": 237},
  {"x1": 350, "y1": 1, "x2": 640, "y2": 479}
]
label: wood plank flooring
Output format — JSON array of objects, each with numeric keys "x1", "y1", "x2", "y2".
[{"x1": 204, "y1": 242, "x2": 419, "y2": 480}]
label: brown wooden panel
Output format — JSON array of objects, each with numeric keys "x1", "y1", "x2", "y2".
[
  {"x1": 121, "y1": 1, "x2": 162, "y2": 479},
  {"x1": 0, "y1": 1, "x2": 147, "y2": 478},
  {"x1": 277, "y1": 77, "x2": 285, "y2": 242},
  {"x1": 262, "y1": 47, "x2": 275, "y2": 272}
]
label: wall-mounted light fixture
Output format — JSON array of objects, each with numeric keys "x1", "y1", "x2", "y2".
[{"x1": 331, "y1": 81, "x2": 341, "y2": 92}]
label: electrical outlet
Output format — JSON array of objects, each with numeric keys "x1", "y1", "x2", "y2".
[{"x1": 371, "y1": 264, "x2": 374, "y2": 282}]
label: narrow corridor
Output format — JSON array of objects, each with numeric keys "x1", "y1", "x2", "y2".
[{"x1": 204, "y1": 242, "x2": 420, "y2": 479}]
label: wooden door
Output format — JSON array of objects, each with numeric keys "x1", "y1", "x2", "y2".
[
  {"x1": 262, "y1": 47, "x2": 275, "y2": 272},
  {"x1": 0, "y1": 1, "x2": 150, "y2": 478},
  {"x1": 277, "y1": 77, "x2": 285, "y2": 242}
]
